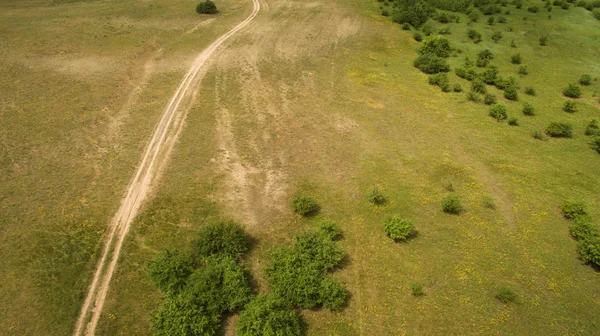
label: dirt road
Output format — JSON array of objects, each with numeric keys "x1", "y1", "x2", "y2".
[{"x1": 73, "y1": 1, "x2": 262, "y2": 334}]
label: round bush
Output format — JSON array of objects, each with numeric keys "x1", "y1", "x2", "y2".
[
  {"x1": 413, "y1": 31, "x2": 423, "y2": 42},
  {"x1": 561, "y1": 200, "x2": 588, "y2": 219},
  {"x1": 585, "y1": 119, "x2": 600, "y2": 136},
  {"x1": 471, "y1": 78, "x2": 487, "y2": 94},
  {"x1": 418, "y1": 36, "x2": 452, "y2": 57},
  {"x1": 442, "y1": 194, "x2": 462, "y2": 214},
  {"x1": 496, "y1": 287, "x2": 516, "y2": 303},
  {"x1": 546, "y1": 122, "x2": 573, "y2": 138},
  {"x1": 593, "y1": 137, "x2": 600, "y2": 153},
  {"x1": 508, "y1": 117, "x2": 519, "y2": 126},
  {"x1": 522, "y1": 103, "x2": 535, "y2": 116},
  {"x1": 196, "y1": 0, "x2": 218, "y2": 14},
  {"x1": 504, "y1": 85, "x2": 518, "y2": 101},
  {"x1": 192, "y1": 221, "x2": 250, "y2": 260},
  {"x1": 563, "y1": 100, "x2": 577, "y2": 113},
  {"x1": 148, "y1": 249, "x2": 194, "y2": 297},
  {"x1": 236, "y1": 295, "x2": 302, "y2": 336},
  {"x1": 580, "y1": 74, "x2": 592, "y2": 85},
  {"x1": 484, "y1": 93, "x2": 497, "y2": 105},
  {"x1": 367, "y1": 186, "x2": 387, "y2": 205},
  {"x1": 578, "y1": 236, "x2": 600, "y2": 267},
  {"x1": 292, "y1": 195, "x2": 319, "y2": 216},
  {"x1": 510, "y1": 53, "x2": 522, "y2": 64},
  {"x1": 563, "y1": 83, "x2": 582, "y2": 98},
  {"x1": 525, "y1": 86, "x2": 536, "y2": 96},
  {"x1": 453, "y1": 83, "x2": 463, "y2": 92},
  {"x1": 383, "y1": 216, "x2": 415, "y2": 241},
  {"x1": 489, "y1": 104, "x2": 508, "y2": 121},
  {"x1": 413, "y1": 53, "x2": 450, "y2": 74},
  {"x1": 569, "y1": 215, "x2": 598, "y2": 241}
]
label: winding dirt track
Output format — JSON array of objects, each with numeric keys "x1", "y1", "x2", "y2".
[{"x1": 73, "y1": 1, "x2": 262, "y2": 334}]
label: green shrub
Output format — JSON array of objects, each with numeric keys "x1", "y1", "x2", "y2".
[
  {"x1": 489, "y1": 104, "x2": 508, "y2": 121},
  {"x1": 483, "y1": 196, "x2": 496, "y2": 209},
  {"x1": 563, "y1": 100, "x2": 577, "y2": 113},
  {"x1": 496, "y1": 287, "x2": 516, "y2": 303},
  {"x1": 453, "y1": 83, "x2": 463, "y2": 92},
  {"x1": 467, "y1": 28, "x2": 483, "y2": 43},
  {"x1": 418, "y1": 36, "x2": 452, "y2": 57},
  {"x1": 561, "y1": 200, "x2": 588, "y2": 219},
  {"x1": 481, "y1": 65, "x2": 499, "y2": 84},
  {"x1": 504, "y1": 85, "x2": 518, "y2": 101},
  {"x1": 563, "y1": 84, "x2": 582, "y2": 98},
  {"x1": 413, "y1": 53, "x2": 450, "y2": 74},
  {"x1": 593, "y1": 137, "x2": 600, "y2": 153},
  {"x1": 472, "y1": 78, "x2": 487, "y2": 94},
  {"x1": 539, "y1": 35, "x2": 548, "y2": 46},
  {"x1": 381, "y1": 9, "x2": 390, "y2": 16},
  {"x1": 429, "y1": 73, "x2": 451, "y2": 92},
  {"x1": 438, "y1": 27, "x2": 452, "y2": 35},
  {"x1": 522, "y1": 103, "x2": 535, "y2": 116},
  {"x1": 384, "y1": 216, "x2": 415, "y2": 242},
  {"x1": 508, "y1": 117, "x2": 519, "y2": 126},
  {"x1": 317, "y1": 220, "x2": 343, "y2": 240},
  {"x1": 196, "y1": 0, "x2": 217, "y2": 14},
  {"x1": 561, "y1": 2, "x2": 570, "y2": 8},
  {"x1": 584, "y1": 119, "x2": 600, "y2": 136},
  {"x1": 442, "y1": 194, "x2": 462, "y2": 214},
  {"x1": 491, "y1": 31, "x2": 503, "y2": 42},
  {"x1": 367, "y1": 186, "x2": 387, "y2": 205},
  {"x1": 402, "y1": 22, "x2": 411, "y2": 30},
  {"x1": 518, "y1": 65, "x2": 528, "y2": 75},
  {"x1": 467, "y1": 92, "x2": 481, "y2": 102},
  {"x1": 488, "y1": 16, "x2": 495, "y2": 25},
  {"x1": 192, "y1": 221, "x2": 250, "y2": 260},
  {"x1": 594, "y1": 8, "x2": 600, "y2": 20},
  {"x1": 525, "y1": 86, "x2": 536, "y2": 96},
  {"x1": 577, "y1": 0, "x2": 588, "y2": 7},
  {"x1": 569, "y1": 216, "x2": 598, "y2": 241},
  {"x1": 151, "y1": 255, "x2": 252, "y2": 336},
  {"x1": 392, "y1": 0, "x2": 435, "y2": 28},
  {"x1": 236, "y1": 295, "x2": 302, "y2": 336},
  {"x1": 498, "y1": 16, "x2": 507, "y2": 23},
  {"x1": 148, "y1": 249, "x2": 194, "y2": 297},
  {"x1": 528, "y1": 5, "x2": 540, "y2": 12},
  {"x1": 484, "y1": 93, "x2": 497, "y2": 105},
  {"x1": 292, "y1": 195, "x2": 319, "y2": 216},
  {"x1": 469, "y1": 11, "x2": 480, "y2": 22},
  {"x1": 411, "y1": 283, "x2": 425, "y2": 296},
  {"x1": 580, "y1": 74, "x2": 593, "y2": 85},
  {"x1": 510, "y1": 39, "x2": 517, "y2": 47},
  {"x1": 510, "y1": 53, "x2": 522, "y2": 64},
  {"x1": 578, "y1": 236, "x2": 600, "y2": 266},
  {"x1": 455, "y1": 67, "x2": 477, "y2": 81},
  {"x1": 546, "y1": 122, "x2": 573, "y2": 138},
  {"x1": 437, "y1": 12, "x2": 450, "y2": 23},
  {"x1": 532, "y1": 130, "x2": 546, "y2": 140},
  {"x1": 264, "y1": 228, "x2": 347, "y2": 310},
  {"x1": 413, "y1": 31, "x2": 423, "y2": 42},
  {"x1": 476, "y1": 49, "x2": 494, "y2": 67}
]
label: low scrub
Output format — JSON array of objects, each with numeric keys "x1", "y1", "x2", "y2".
[
  {"x1": 496, "y1": 287, "x2": 516, "y2": 303},
  {"x1": 585, "y1": 119, "x2": 600, "y2": 136},
  {"x1": 561, "y1": 200, "x2": 588, "y2": 219},
  {"x1": 580, "y1": 74, "x2": 592, "y2": 85},
  {"x1": 489, "y1": 104, "x2": 508, "y2": 121},
  {"x1": 264, "y1": 225, "x2": 347, "y2": 310},
  {"x1": 292, "y1": 195, "x2": 319, "y2": 216},
  {"x1": 522, "y1": 103, "x2": 535, "y2": 116},
  {"x1": 546, "y1": 122, "x2": 573, "y2": 138},
  {"x1": 384, "y1": 216, "x2": 416, "y2": 242},
  {"x1": 484, "y1": 93, "x2": 497, "y2": 105},
  {"x1": 563, "y1": 84, "x2": 582, "y2": 98},
  {"x1": 236, "y1": 295, "x2": 302, "y2": 336},
  {"x1": 504, "y1": 85, "x2": 518, "y2": 101},
  {"x1": 196, "y1": 0, "x2": 218, "y2": 14},
  {"x1": 442, "y1": 194, "x2": 462, "y2": 214},
  {"x1": 563, "y1": 101, "x2": 577, "y2": 113},
  {"x1": 414, "y1": 53, "x2": 450, "y2": 74},
  {"x1": 419, "y1": 36, "x2": 452, "y2": 57},
  {"x1": 367, "y1": 186, "x2": 387, "y2": 205},
  {"x1": 192, "y1": 221, "x2": 250, "y2": 260}
]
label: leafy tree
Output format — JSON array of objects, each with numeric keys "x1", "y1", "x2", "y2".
[
  {"x1": 392, "y1": 0, "x2": 435, "y2": 28},
  {"x1": 413, "y1": 53, "x2": 450, "y2": 74},
  {"x1": 418, "y1": 36, "x2": 452, "y2": 57}
]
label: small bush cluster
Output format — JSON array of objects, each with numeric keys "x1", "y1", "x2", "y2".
[
  {"x1": 504, "y1": 85, "x2": 518, "y2": 101},
  {"x1": 367, "y1": 186, "x2": 387, "y2": 205},
  {"x1": 384, "y1": 216, "x2": 415, "y2": 242},
  {"x1": 149, "y1": 221, "x2": 253, "y2": 336},
  {"x1": 518, "y1": 65, "x2": 528, "y2": 75},
  {"x1": 264, "y1": 222, "x2": 348, "y2": 310},
  {"x1": 472, "y1": 78, "x2": 487, "y2": 94},
  {"x1": 546, "y1": 122, "x2": 573, "y2": 138},
  {"x1": 580, "y1": 74, "x2": 592, "y2": 85},
  {"x1": 392, "y1": 0, "x2": 435, "y2": 28},
  {"x1": 414, "y1": 53, "x2": 450, "y2": 74},
  {"x1": 411, "y1": 283, "x2": 425, "y2": 296},
  {"x1": 563, "y1": 84, "x2": 582, "y2": 98},
  {"x1": 429, "y1": 73, "x2": 451, "y2": 92},
  {"x1": 418, "y1": 36, "x2": 452, "y2": 57},
  {"x1": 585, "y1": 119, "x2": 600, "y2": 136},
  {"x1": 476, "y1": 49, "x2": 494, "y2": 67},
  {"x1": 510, "y1": 53, "x2": 522, "y2": 64},
  {"x1": 467, "y1": 28, "x2": 483, "y2": 43},
  {"x1": 489, "y1": 104, "x2": 508, "y2": 121},
  {"x1": 525, "y1": 86, "x2": 536, "y2": 96},
  {"x1": 455, "y1": 67, "x2": 477, "y2": 81},
  {"x1": 292, "y1": 195, "x2": 319, "y2": 216},
  {"x1": 484, "y1": 93, "x2": 497, "y2": 105},
  {"x1": 539, "y1": 35, "x2": 548, "y2": 46},
  {"x1": 442, "y1": 194, "x2": 462, "y2": 214},
  {"x1": 508, "y1": 117, "x2": 519, "y2": 126},
  {"x1": 236, "y1": 295, "x2": 302, "y2": 336},
  {"x1": 561, "y1": 200, "x2": 600, "y2": 268},
  {"x1": 492, "y1": 31, "x2": 503, "y2": 42},
  {"x1": 522, "y1": 103, "x2": 535, "y2": 116},
  {"x1": 563, "y1": 101, "x2": 577, "y2": 113}
]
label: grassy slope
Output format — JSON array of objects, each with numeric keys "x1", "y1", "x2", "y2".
[
  {"x1": 0, "y1": 0, "x2": 250, "y2": 334},
  {"x1": 99, "y1": 0, "x2": 600, "y2": 335},
  {"x1": 2, "y1": 0, "x2": 599, "y2": 335}
]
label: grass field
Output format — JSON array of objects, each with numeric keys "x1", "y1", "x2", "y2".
[{"x1": 1, "y1": 0, "x2": 600, "y2": 335}]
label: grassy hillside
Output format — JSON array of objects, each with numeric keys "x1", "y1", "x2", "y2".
[{"x1": 1, "y1": 0, "x2": 599, "y2": 334}]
